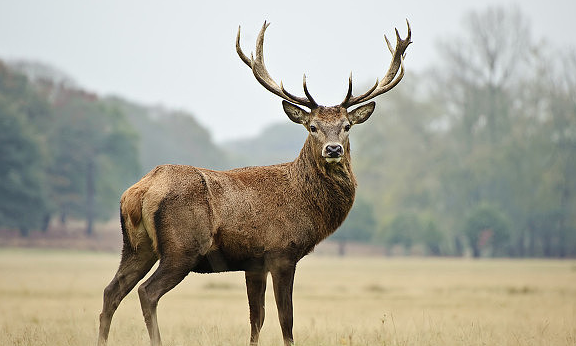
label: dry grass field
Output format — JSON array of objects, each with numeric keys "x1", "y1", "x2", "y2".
[{"x1": 0, "y1": 248, "x2": 574, "y2": 346}]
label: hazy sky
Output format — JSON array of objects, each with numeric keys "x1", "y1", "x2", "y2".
[{"x1": 1, "y1": 0, "x2": 575, "y2": 142}]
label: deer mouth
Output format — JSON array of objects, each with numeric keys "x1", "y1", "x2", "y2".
[{"x1": 324, "y1": 157, "x2": 342, "y2": 164}]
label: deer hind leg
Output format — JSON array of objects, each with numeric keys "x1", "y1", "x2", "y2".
[
  {"x1": 137, "y1": 257, "x2": 194, "y2": 346},
  {"x1": 98, "y1": 241, "x2": 157, "y2": 346},
  {"x1": 245, "y1": 271, "x2": 268, "y2": 345},
  {"x1": 270, "y1": 262, "x2": 296, "y2": 346}
]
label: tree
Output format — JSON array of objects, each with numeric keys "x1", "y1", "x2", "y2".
[
  {"x1": 354, "y1": 72, "x2": 443, "y2": 221},
  {"x1": 0, "y1": 61, "x2": 52, "y2": 235},
  {"x1": 421, "y1": 220, "x2": 444, "y2": 256},
  {"x1": 330, "y1": 198, "x2": 376, "y2": 256},
  {"x1": 0, "y1": 98, "x2": 48, "y2": 234},
  {"x1": 379, "y1": 213, "x2": 444, "y2": 256},
  {"x1": 431, "y1": 6, "x2": 537, "y2": 255},
  {"x1": 378, "y1": 213, "x2": 423, "y2": 254},
  {"x1": 46, "y1": 86, "x2": 140, "y2": 235},
  {"x1": 434, "y1": 5, "x2": 532, "y2": 145},
  {"x1": 463, "y1": 205, "x2": 510, "y2": 258},
  {"x1": 525, "y1": 48, "x2": 576, "y2": 257}
]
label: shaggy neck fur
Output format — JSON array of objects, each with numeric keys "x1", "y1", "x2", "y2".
[{"x1": 289, "y1": 135, "x2": 357, "y2": 242}]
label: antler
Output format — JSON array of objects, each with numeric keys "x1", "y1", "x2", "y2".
[
  {"x1": 340, "y1": 20, "x2": 412, "y2": 108},
  {"x1": 236, "y1": 21, "x2": 319, "y2": 109}
]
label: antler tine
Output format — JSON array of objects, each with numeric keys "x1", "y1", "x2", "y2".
[
  {"x1": 237, "y1": 21, "x2": 318, "y2": 109},
  {"x1": 302, "y1": 74, "x2": 318, "y2": 107},
  {"x1": 340, "y1": 72, "x2": 380, "y2": 107},
  {"x1": 236, "y1": 26, "x2": 252, "y2": 68},
  {"x1": 341, "y1": 20, "x2": 412, "y2": 108},
  {"x1": 384, "y1": 34, "x2": 394, "y2": 54},
  {"x1": 341, "y1": 72, "x2": 353, "y2": 106},
  {"x1": 280, "y1": 74, "x2": 318, "y2": 108}
]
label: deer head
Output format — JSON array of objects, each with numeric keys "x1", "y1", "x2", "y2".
[{"x1": 236, "y1": 21, "x2": 412, "y2": 164}]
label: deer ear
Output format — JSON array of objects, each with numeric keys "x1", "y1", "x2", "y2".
[
  {"x1": 282, "y1": 101, "x2": 309, "y2": 124},
  {"x1": 348, "y1": 102, "x2": 375, "y2": 125}
]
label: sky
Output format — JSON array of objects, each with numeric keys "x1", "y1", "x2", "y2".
[{"x1": 1, "y1": 0, "x2": 575, "y2": 143}]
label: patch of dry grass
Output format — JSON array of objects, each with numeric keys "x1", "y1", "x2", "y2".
[{"x1": 0, "y1": 249, "x2": 574, "y2": 345}]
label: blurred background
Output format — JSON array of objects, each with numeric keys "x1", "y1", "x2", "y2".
[{"x1": 1, "y1": 0, "x2": 575, "y2": 258}]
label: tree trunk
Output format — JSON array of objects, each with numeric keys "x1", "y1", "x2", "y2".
[
  {"x1": 19, "y1": 227, "x2": 29, "y2": 237},
  {"x1": 516, "y1": 228, "x2": 525, "y2": 257},
  {"x1": 338, "y1": 240, "x2": 346, "y2": 257},
  {"x1": 41, "y1": 213, "x2": 51, "y2": 233},
  {"x1": 527, "y1": 221, "x2": 536, "y2": 257},
  {"x1": 472, "y1": 245, "x2": 481, "y2": 258},
  {"x1": 86, "y1": 159, "x2": 95, "y2": 236},
  {"x1": 557, "y1": 160, "x2": 573, "y2": 257}
]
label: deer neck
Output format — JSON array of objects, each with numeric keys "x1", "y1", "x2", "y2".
[{"x1": 290, "y1": 136, "x2": 357, "y2": 239}]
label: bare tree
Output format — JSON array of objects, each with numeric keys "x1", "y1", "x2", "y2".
[{"x1": 434, "y1": 5, "x2": 533, "y2": 141}]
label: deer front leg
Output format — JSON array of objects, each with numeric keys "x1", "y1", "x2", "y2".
[
  {"x1": 270, "y1": 263, "x2": 296, "y2": 346},
  {"x1": 245, "y1": 271, "x2": 268, "y2": 345}
]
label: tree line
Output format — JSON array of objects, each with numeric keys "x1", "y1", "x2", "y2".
[
  {"x1": 0, "y1": 62, "x2": 140, "y2": 235},
  {"x1": 0, "y1": 6, "x2": 574, "y2": 257},
  {"x1": 344, "y1": 6, "x2": 576, "y2": 257},
  {"x1": 0, "y1": 61, "x2": 226, "y2": 236}
]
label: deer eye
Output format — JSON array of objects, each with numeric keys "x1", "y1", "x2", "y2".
[
  {"x1": 344, "y1": 124, "x2": 351, "y2": 132},
  {"x1": 310, "y1": 125, "x2": 317, "y2": 133}
]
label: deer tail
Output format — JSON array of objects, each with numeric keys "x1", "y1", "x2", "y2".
[{"x1": 120, "y1": 185, "x2": 156, "y2": 253}]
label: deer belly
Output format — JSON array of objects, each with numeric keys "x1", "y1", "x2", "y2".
[{"x1": 192, "y1": 248, "x2": 265, "y2": 273}]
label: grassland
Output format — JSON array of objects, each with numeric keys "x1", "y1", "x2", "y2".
[{"x1": 0, "y1": 248, "x2": 574, "y2": 346}]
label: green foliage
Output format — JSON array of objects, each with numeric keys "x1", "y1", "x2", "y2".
[
  {"x1": 0, "y1": 62, "x2": 141, "y2": 235},
  {"x1": 0, "y1": 62, "x2": 51, "y2": 234},
  {"x1": 463, "y1": 205, "x2": 510, "y2": 257},
  {"x1": 377, "y1": 213, "x2": 444, "y2": 255},
  {"x1": 331, "y1": 198, "x2": 376, "y2": 242},
  {"x1": 383, "y1": 213, "x2": 422, "y2": 249},
  {"x1": 421, "y1": 221, "x2": 444, "y2": 256},
  {"x1": 47, "y1": 93, "x2": 140, "y2": 229},
  {"x1": 348, "y1": 6, "x2": 576, "y2": 257},
  {"x1": 354, "y1": 73, "x2": 441, "y2": 224},
  {"x1": 0, "y1": 60, "x2": 228, "y2": 235},
  {"x1": 0, "y1": 98, "x2": 47, "y2": 233},
  {"x1": 328, "y1": 198, "x2": 377, "y2": 256}
]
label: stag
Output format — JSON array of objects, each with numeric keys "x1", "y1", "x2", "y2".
[{"x1": 97, "y1": 21, "x2": 411, "y2": 346}]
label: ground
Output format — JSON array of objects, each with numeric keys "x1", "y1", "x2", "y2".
[{"x1": 0, "y1": 249, "x2": 574, "y2": 346}]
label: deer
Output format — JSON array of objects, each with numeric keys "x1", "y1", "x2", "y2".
[{"x1": 97, "y1": 21, "x2": 411, "y2": 346}]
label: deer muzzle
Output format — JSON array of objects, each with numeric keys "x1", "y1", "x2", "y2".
[{"x1": 323, "y1": 143, "x2": 344, "y2": 163}]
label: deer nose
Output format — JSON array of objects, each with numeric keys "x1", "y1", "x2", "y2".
[{"x1": 325, "y1": 144, "x2": 344, "y2": 158}]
